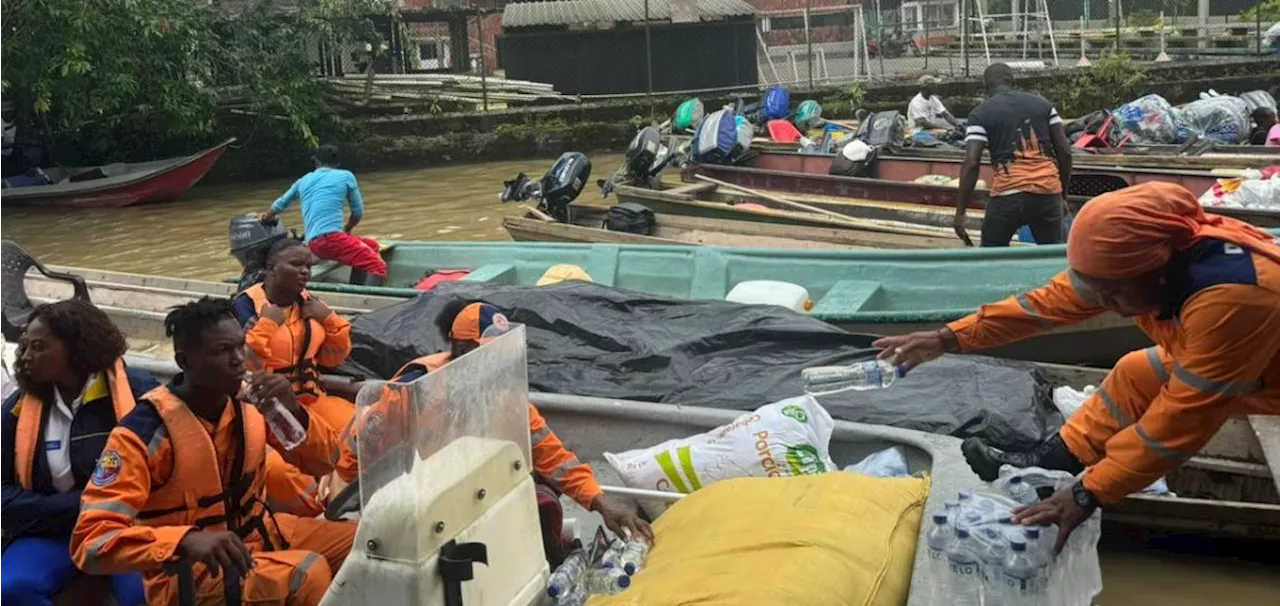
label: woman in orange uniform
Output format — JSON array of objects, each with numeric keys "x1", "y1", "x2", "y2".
[
  {"x1": 232, "y1": 238, "x2": 355, "y2": 433},
  {"x1": 874, "y1": 182, "x2": 1280, "y2": 551}
]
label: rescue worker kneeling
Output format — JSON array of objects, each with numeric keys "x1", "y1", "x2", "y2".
[
  {"x1": 336, "y1": 300, "x2": 654, "y2": 547},
  {"x1": 71, "y1": 297, "x2": 355, "y2": 606}
]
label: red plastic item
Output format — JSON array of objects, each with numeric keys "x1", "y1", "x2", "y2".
[
  {"x1": 767, "y1": 119, "x2": 803, "y2": 143},
  {"x1": 414, "y1": 270, "x2": 470, "y2": 291}
]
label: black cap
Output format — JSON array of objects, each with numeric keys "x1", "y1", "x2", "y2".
[{"x1": 313, "y1": 144, "x2": 340, "y2": 165}]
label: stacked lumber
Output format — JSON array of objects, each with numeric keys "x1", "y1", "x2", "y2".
[{"x1": 325, "y1": 74, "x2": 576, "y2": 112}]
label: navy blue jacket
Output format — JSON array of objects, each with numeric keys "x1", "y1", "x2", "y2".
[{"x1": 1, "y1": 367, "x2": 158, "y2": 541}]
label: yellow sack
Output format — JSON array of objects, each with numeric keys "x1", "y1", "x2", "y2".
[
  {"x1": 589, "y1": 473, "x2": 929, "y2": 606},
  {"x1": 536, "y1": 263, "x2": 594, "y2": 286}
]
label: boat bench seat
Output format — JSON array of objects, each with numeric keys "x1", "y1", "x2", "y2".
[
  {"x1": 461, "y1": 263, "x2": 516, "y2": 284},
  {"x1": 812, "y1": 280, "x2": 884, "y2": 315}
]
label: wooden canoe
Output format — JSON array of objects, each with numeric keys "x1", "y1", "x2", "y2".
[
  {"x1": 502, "y1": 201, "x2": 964, "y2": 250},
  {"x1": 686, "y1": 159, "x2": 1280, "y2": 228},
  {"x1": 0, "y1": 138, "x2": 235, "y2": 209},
  {"x1": 611, "y1": 181, "x2": 987, "y2": 234}
]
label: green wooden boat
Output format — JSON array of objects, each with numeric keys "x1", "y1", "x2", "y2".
[{"x1": 306, "y1": 240, "x2": 1146, "y2": 366}]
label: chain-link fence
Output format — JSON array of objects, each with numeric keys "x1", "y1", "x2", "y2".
[
  {"x1": 337, "y1": 1, "x2": 1276, "y2": 110},
  {"x1": 753, "y1": 0, "x2": 1277, "y2": 86}
]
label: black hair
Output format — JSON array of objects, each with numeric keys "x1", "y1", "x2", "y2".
[
  {"x1": 265, "y1": 237, "x2": 307, "y2": 268},
  {"x1": 313, "y1": 144, "x2": 340, "y2": 165},
  {"x1": 1253, "y1": 107, "x2": 1277, "y2": 122},
  {"x1": 436, "y1": 299, "x2": 488, "y2": 341},
  {"x1": 165, "y1": 297, "x2": 238, "y2": 351},
  {"x1": 983, "y1": 63, "x2": 1014, "y2": 88},
  {"x1": 14, "y1": 299, "x2": 127, "y2": 396}
]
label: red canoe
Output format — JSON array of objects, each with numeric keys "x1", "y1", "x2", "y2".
[{"x1": 1, "y1": 138, "x2": 234, "y2": 209}]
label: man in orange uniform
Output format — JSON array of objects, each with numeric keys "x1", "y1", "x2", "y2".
[
  {"x1": 875, "y1": 182, "x2": 1280, "y2": 551},
  {"x1": 71, "y1": 298, "x2": 356, "y2": 605},
  {"x1": 336, "y1": 300, "x2": 653, "y2": 543}
]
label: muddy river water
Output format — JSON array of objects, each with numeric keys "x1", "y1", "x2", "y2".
[{"x1": 3, "y1": 157, "x2": 1278, "y2": 604}]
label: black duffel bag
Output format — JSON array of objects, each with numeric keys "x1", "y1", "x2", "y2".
[{"x1": 604, "y1": 202, "x2": 655, "y2": 235}]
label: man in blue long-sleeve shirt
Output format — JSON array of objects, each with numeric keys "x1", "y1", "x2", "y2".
[{"x1": 261, "y1": 144, "x2": 387, "y2": 278}]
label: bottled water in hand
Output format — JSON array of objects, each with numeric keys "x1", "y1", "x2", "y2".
[
  {"x1": 240, "y1": 376, "x2": 306, "y2": 451},
  {"x1": 802, "y1": 360, "x2": 905, "y2": 395}
]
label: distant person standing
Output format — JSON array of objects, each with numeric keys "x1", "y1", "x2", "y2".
[
  {"x1": 260, "y1": 144, "x2": 387, "y2": 281},
  {"x1": 955, "y1": 63, "x2": 1073, "y2": 247}
]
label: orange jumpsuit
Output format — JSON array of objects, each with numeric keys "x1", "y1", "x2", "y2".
[
  {"x1": 70, "y1": 384, "x2": 356, "y2": 606},
  {"x1": 947, "y1": 240, "x2": 1280, "y2": 504},
  {"x1": 235, "y1": 284, "x2": 356, "y2": 432},
  {"x1": 335, "y1": 353, "x2": 604, "y2": 508},
  {"x1": 235, "y1": 284, "x2": 354, "y2": 517}
]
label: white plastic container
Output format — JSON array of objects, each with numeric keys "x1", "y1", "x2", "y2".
[{"x1": 725, "y1": 280, "x2": 811, "y2": 312}]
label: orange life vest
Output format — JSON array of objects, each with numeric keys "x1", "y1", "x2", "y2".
[
  {"x1": 241, "y1": 283, "x2": 325, "y2": 401},
  {"x1": 392, "y1": 352, "x2": 453, "y2": 379},
  {"x1": 133, "y1": 386, "x2": 280, "y2": 548},
  {"x1": 13, "y1": 358, "x2": 137, "y2": 490}
]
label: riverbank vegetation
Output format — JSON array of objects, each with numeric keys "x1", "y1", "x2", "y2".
[{"x1": 2, "y1": 0, "x2": 389, "y2": 164}]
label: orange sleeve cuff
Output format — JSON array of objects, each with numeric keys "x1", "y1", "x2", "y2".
[
  {"x1": 149, "y1": 526, "x2": 196, "y2": 564},
  {"x1": 944, "y1": 315, "x2": 980, "y2": 351},
  {"x1": 1081, "y1": 464, "x2": 1131, "y2": 505},
  {"x1": 321, "y1": 312, "x2": 349, "y2": 332}
]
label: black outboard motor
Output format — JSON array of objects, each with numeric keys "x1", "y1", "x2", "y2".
[
  {"x1": 500, "y1": 152, "x2": 591, "y2": 222},
  {"x1": 600, "y1": 125, "x2": 678, "y2": 197},
  {"x1": 229, "y1": 214, "x2": 287, "y2": 292}
]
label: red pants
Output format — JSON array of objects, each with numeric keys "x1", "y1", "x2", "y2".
[{"x1": 308, "y1": 232, "x2": 387, "y2": 277}]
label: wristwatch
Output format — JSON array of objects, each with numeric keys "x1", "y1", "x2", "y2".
[{"x1": 1071, "y1": 480, "x2": 1100, "y2": 512}]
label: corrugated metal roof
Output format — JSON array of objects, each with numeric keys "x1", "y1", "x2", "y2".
[{"x1": 502, "y1": 0, "x2": 756, "y2": 29}]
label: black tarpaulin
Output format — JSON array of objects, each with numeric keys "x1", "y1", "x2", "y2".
[{"x1": 345, "y1": 281, "x2": 1062, "y2": 450}]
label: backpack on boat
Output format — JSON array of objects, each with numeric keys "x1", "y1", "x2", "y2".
[
  {"x1": 829, "y1": 139, "x2": 879, "y2": 177},
  {"x1": 692, "y1": 108, "x2": 750, "y2": 165},
  {"x1": 604, "y1": 202, "x2": 656, "y2": 236},
  {"x1": 762, "y1": 86, "x2": 791, "y2": 121},
  {"x1": 858, "y1": 110, "x2": 906, "y2": 147}
]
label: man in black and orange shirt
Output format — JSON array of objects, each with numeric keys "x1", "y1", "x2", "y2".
[{"x1": 955, "y1": 63, "x2": 1073, "y2": 247}]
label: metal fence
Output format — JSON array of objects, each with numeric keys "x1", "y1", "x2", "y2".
[
  {"x1": 752, "y1": 0, "x2": 1276, "y2": 87},
  {"x1": 346, "y1": 1, "x2": 1276, "y2": 110}
]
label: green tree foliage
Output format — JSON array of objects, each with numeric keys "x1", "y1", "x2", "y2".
[
  {"x1": 1, "y1": 0, "x2": 390, "y2": 162},
  {"x1": 1242, "y1": 0, "x2": 1280, "y2": 22},
  {"x1": 1062, "y1": 51, "x2": 1146, "y2": 117}
]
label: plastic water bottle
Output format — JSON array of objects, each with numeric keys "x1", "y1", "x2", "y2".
[
  {"x1": 925, "y1": 514, "x2": 950, "y2": 604},
  {"x1": 1002, "y1": 540, "x2": 1049, "y2": 606},
  {"x1": 580, "y1": 567, "x2": 631, "y2": 595},
  {"x1": 555, "y1": 586, "x2": 589, "y2": 606},
  {"x1": 946, "y1": 528, "x2": 982, "y2": 606},
  {"x1": 801, "y1": 360, "x2": 906, "y2": 395},
  {"x1": 978, "y1": 529, "x2": 1008, "y2": 606},
  {"x1": 546, "y1": 551, "x2": 588, "y2": 599},
  {"x1": 600, "y1": 540, "x2": 625, "y2": 569},
  {"x1": 617, "y1": 540, "x2": 650, "y2": 575},
  {"x1": 1005, "y1": 475, "x2": 1038, "y2": 506},
  {"x1": 943, "y1": 500, "x2": 960, "y2": 524},
  {"x1": 241, "y1": 348, "x2": 306, "y2": 451}
]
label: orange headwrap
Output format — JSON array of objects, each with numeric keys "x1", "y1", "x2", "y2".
[{"x1": 1066, "y1": 182, "x2": 1280, "y2": 280}]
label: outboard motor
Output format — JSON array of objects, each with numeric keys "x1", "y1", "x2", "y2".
[
  {"x1": 229, "y1": 214, "x2": 287, "y2": 292},
  {"x1": 500, "y1": 152, "x2": 591, "y2": 222},
  {"x1": 600, "y1": 125, "x2": 678, "y2": 197}
]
